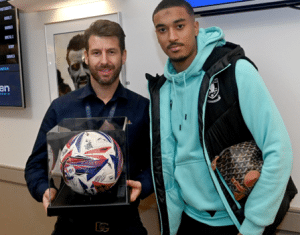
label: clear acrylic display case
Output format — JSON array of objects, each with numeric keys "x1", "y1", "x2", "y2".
[{"x1": 46, "y1": 117, "x2": 130, "y2": 216}]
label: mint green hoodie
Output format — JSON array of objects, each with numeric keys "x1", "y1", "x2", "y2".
[
  {"x1": 164, "y1": 26, "x2": 233, "y2": 226},
  {"x1": 158, "y1": 27, "x2": 293, "y2": 235}
]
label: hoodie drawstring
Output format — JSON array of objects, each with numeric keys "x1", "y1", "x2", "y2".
[
  {"x1": 183, "y1": 73, "x2": 188, "y2": 122},
  {"x1": 171, "y1": 74, "x2": 188, "y2": 131}
]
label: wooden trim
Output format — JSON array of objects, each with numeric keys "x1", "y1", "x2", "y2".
[
  {"x1": 0, "y1": 164, "x2": 299, "y2": 233},
  {"x1": 0, "y1": 164, "x2": 26, "y2": 185}
]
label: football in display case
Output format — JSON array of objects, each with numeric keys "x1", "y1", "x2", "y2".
[
  {"x1": 46, "y1": 117, "x2": 129, "y2": 216},
  {"x1": 60, "y1": 131, "x2": 124, "y2": 195}
]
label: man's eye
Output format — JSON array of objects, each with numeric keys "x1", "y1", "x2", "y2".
[
  {"x1": 71, "y1": 63, "x2": 80, "y2": 71},
  {"x1": 177, "y1": 24, "x2": 184, "y2": 29},
  {"x1": 158, "y1": 28, "x2": 166, "y2": 33}
]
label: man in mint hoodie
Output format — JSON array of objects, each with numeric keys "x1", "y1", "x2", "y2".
[{"x1": 146, "y1": 0, "x2": 297, "y2": 235}]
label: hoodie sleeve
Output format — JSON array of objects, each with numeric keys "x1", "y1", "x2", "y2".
[{"x1": 235, "y1": 59, "x2": 293, "y2": 235}]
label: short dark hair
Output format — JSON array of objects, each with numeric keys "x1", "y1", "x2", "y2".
[
  {"x1": 84, "y1": 19, "x2": 126, "y2": 53},
  {"x1": 66, "y1": 34, "x2": 85, "y2": 65},
  {"x1": 153, "y1": 0, "x2": 194, "y2": 20}
]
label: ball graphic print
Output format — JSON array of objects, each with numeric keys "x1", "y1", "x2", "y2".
[{"x1": 60, "y1": 131, "x2": 123, "y2": 195}]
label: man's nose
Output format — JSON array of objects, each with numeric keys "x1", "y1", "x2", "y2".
[
  {"x1": 100, "y1": 52, "x2": 109, "y2": 65},
  {"x1": 169, "y1": 28, "x2": 179, "y2": 42}
]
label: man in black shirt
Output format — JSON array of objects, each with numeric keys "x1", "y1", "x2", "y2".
[{"x1": 25, "y1": 19, "x2": 152, "y2": 235}]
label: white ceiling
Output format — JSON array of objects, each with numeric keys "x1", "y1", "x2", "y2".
[{"x1": 8, "y1": 0, "x2": 101, "y2": 12}]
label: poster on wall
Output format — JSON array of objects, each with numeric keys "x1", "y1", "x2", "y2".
[
  {"x1": 45, "y1": 12, "x2": 125, "y2": 101},
  {"x1": 54, "y1": 31, "x2": 87, "y2": 96}
]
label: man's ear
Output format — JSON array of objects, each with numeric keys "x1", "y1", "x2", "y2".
[
  {"x1": 122, "y1": 49, "x2": 127, "y2": 65},
  {"x1": 194, "y1": 20, "x2": 200, "y2": 36},
  {"x1": 84, "y1": 50, "x2": 89, "y2": 65}
]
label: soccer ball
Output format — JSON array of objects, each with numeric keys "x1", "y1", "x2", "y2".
[{"x1": 60, "y1": 131, "x2": 123, "y2": 195}]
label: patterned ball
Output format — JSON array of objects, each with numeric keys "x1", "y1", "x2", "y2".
[{"x1": 60, "y1": 131, "x2": 123, "y2": 195}]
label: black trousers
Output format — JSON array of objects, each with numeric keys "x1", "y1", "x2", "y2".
[
  {"x1": 177, "y1": 212, "x2": 239, "y2": 235},
  {"x1": 51, "y1": 208, "x2": 147, "y2": 235},
  {"x1": 177, "y1": 212, "x2": 278, "y2": 235},
  {"x1": 177, "y1": 188, "x2": 294, "y2": 235}
]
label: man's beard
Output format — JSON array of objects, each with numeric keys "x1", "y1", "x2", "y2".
[
  {"x1": 90, "y1": 63, "x2": 122, "y2": 86},
  {"x1": 170, "y1": 55, "x2": 189, "y2": 63},
  {"x1": 167, "y1": 42, "x2": 197, "y2": 65}
]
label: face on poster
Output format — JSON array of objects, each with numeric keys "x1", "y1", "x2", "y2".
[{"x1": 54, "y1": 31, "x2": 90, "y2": 96}]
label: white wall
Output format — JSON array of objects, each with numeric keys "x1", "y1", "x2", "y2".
[{"x1": 0, "y1": 0, "x2": 299, "y2": 209}]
